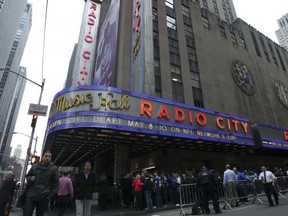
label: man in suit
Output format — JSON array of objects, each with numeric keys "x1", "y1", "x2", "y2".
[{"x1": 74, "y1": 161, "x2": 96, "y2": 216}]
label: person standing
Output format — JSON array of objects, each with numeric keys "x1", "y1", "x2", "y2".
[
  {"x1": 143, "y1": 173, "x2": 153, "y2": 210},
  {"x1": 74, "y1": 161, "x2": 96, "y2": 216},
  {"x1": 223, "y1": 164, "x2": 238, "y2": 207},
  {"x1": 57, "y1": 171, "x2": 74, "y2": 216},
  {"x1": 23, "y1": 151, "x2": 59, "y2": 216},
  {"x1": 196, "y1": 166, "x2": 221, "y2": 214},
  {"x1": 0, "y1": 171, "x2": 16, "y2": 216},
  {"x1": 97, "y1": 173, "x2": 110, "y2": 211},
  {"x1": 132, "y1": 174, "x2": 144, "y2": 210},
  {"x1": 259, "y1": 165, "x2": 279, "y2": 207}
]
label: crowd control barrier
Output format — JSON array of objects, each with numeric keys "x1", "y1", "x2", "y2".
[{"x1": 178, "y1": 177, "x2": 288, "y2": 216}]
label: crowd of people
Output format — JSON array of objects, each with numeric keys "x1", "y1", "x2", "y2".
[{"x1": 0, "y1": 150, "x2": 288, "y2": 216}]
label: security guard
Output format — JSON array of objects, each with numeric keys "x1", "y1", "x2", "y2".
[{"x1": 196, "y1": 166, "x2": 221, "y2": 214}]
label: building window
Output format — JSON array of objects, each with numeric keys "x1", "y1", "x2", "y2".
[
  {"x1": 165, "y1": 0, "x2": 174, "y2": 9},
  {"x1": 259, "y1": 36, "x2": 270, "y2": 62},
  {"x1": 170, "y1": 52, "x2": 180, "y2": 65},
  {"x1": 166, "y1": 15, "x2": 176, "y2": 30},
  {"x1": 276, "y1": 48, "x2": 286, "y2": 71},
  {"x1": 218, "y1": 19, "x2": 226, "y2": 39},
  {"x1": 268, "y1": 42, "x2": 278, "y2": 67},
  {"x1": 184, "y1": 25, "x2": 193, "y2": 37},
  {"x1": 171, "y1": 65, "x2": 181, "y2": 74},
  {"x1": 181, "y1": 5, "x2": 190, "y2": 17},
  {"x1": 187, "y1": 47, "x2": 197, "y2": 61},
  {"x1": 192, "y1": 87, "x2": 204, "y2": 108},
  {"x1": 172, "y1": 79, "x2": 184, "y2": 103},
  {"x1": 154, "y1": 59, "x2": 162, "y2": 93},
  {"x1": 250, "y1": 28, "x2": 261, "y2": 57},
  {"x1": 201, "y1": 9, "x2": 209, "y2": 29},
  {"x1": 189, "y1": 59, "x2": 199, "y2": 73}
]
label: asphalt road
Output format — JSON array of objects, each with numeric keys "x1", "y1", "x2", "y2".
[{"x1": 10, "y1": 197, "x2": 288, "y2": 216}]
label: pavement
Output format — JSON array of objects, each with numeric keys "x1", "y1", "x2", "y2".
[{"x1": 10, "y1": 196, "x2": 288, "y2": 216}]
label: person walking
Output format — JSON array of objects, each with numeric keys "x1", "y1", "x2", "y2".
[
  {"x1": 22, "y1": 151, "x2": 59, "y2": 216},
  {"x1": 259, "y1": 165, "x2": 279, "y2": 207},
  {"x1": 74, "y1": 161, "x2": 96, "y2": 216},
  {"x1": 57, "y1": 171, "x2": 74, "y2": 216},
  {"x1": 196, "y1": 166, "x2": 221, "y2": 214},
  {"x1": 143, "y1": 173, "x2": 153, "y2": 210},
  {"x1": 0, "y1": 171, "x2": 16, "y2": 216},
  {"x1": 223, "y1": 164, "x2": 238, "y2": 207}
]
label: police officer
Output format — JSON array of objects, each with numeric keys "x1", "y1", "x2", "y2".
[{"x1": 197, "y1": 166, "x2": 221, "y2": 214}]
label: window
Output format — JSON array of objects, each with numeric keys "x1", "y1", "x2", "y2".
[
  {"x1": 260, "y1": 36, "x2": 270, "y2": 62},
  {"x1": 154, "y1": 59, "x2": 162, "y2": 92},
  {"x1": 181, "y1": 5, "x2": 190, "y2": 17},
  {"x1": 268, "y1": 42, "x2": 278, "y2": 67},
  {"x1": 170, "y1": 52, "x2": 180, "y2": 65},
  {"x1": 166, "y1": 15, "x2": 176, "y2": 30},
  {"x1": 192, "y1": 87, "x2": 204, "y2": 108},
  {"x1": 184, "y1": 24, "x2": 193, "y2": 37},
  {"x1": 276, "y1": 48, "x2": 286, "y2": 71},
  {"x1": 172, "y1": 80, "x2": 184, "y2": 103},
  {"x1": 189, "y1": 60, "x2": 199, "y2": 73},
  {"x1": 250, "y1": 28, "x2": 261, "y2": 57},
  {"x1": 201, "y1": 9, "x2": 209, "y2": 29},
  {"x1": 170, "y1": 65, "x2": 181, "y2": 74},
  {"x1": 218, "y1": 20, "x2": 226, "y2": 39},
  {"x1": 165, "y1": 0, "x2": 174, "y2": 9},
  {"x1": 187, "y1": 47, "x2": 197, "y2": 61}
]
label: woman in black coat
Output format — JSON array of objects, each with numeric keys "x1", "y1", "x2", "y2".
[{"x1": 0, "y1": 171, "x2": 16, "y2": 216}]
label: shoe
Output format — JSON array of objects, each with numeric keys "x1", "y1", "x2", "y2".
[
  {"x1": 269, "y1": 203, "x2": 274, "y2": 207},
  {"x1": 276, "y1": 201, "x2": 279, "y2": 206},
  {"x1": 215, "y1": 211, "x2": 222, "y2": 214},
  {"x1": 244, "y1": 202, "x2": 248, "y2": 205}
]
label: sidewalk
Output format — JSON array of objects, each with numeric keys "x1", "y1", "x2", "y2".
[{"x1": 10, "y1": 205, "x2": 178, "y2": 216}]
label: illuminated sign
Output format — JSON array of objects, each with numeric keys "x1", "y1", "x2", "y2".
[
  {"x1": 72, "y1": 0, "x2": 101, "y2": 86},
  {"x1": 48, "y1": 86, "x2": 253, "y2": 145},
  {"x1": 255, "y1": 123, "x2": 288, "y2": 150},
  {"x1": 132, "y1": 0, "x2": 141, "y2": 59}
]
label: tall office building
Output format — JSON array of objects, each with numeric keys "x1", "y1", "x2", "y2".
[
  {"x1": 13, "y1": 144, "x2": 22, "y2": 159},
  {"x1": 0, "y1": 4, "x2": 31, "y2": 160},
  {"x1": 0, "y1": 0, "x2": 28, "y2": 69},
  {"x1": 276, "y1": 13, "x2": 288, "y2": 51},
  {"x1": 45, "y1": 0, "x2": 288, "y2": 180},
  {"x1": 199, "y1": 0, "x2": 237, "y2": 24}
]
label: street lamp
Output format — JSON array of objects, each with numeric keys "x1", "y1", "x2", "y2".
[
  {"x1": 12, "y1": 132, "x2": 38, "y2": 155},
  {"x1": 0, "y1": 68, "x2": 45, "y2": 190}
]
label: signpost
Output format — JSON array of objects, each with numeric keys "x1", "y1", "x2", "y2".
[{"x1": 28, "y1": 103, "x2": 48, "y2": 116}]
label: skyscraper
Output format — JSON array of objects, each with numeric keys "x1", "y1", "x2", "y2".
[
  {"x1": 276, "y1": 13, "x2": 288, "y2": 51},
  {"x1": 0, "y1": 4, "x2": 31, "y2": 160},
  {"x1": 13, "y1": 144, "x2": 22, "y2": 159},
  {"x1": 199, "y1": 0, "x2": 237, "y2": 24},
  {"x1": 0, "y1": 0, "x2": 28, "y2": 69}
]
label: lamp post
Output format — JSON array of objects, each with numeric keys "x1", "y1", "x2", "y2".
[
  {"x1": 12, "y1": 132, "x2": 38, "y2": 154},
  {"x1": 0, "y1": 68, "x2": 45, "y2": 190}
]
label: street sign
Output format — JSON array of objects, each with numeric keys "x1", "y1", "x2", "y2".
[{"x1": 28, "y1": 103, "x2": 48, "y2": 116}]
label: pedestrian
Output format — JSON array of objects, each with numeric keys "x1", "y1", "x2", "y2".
[
  {"x1": 120, "y1": 173, "x2": 132, "y2": 207},
  {"x1": 23, "y1": 151, "x2": 59, "y2": 216},
  {"x1": 57, "y1": 171, "x2": 74, "y2": 216},
  {"x1": 97, "y1": 173, "x2": 110, "y2": 211},
  {"x1": 223, "y1": 164, "x2": 238, "y2": 207},
  {"x1": 0, "y1": 171, "x2": 16, "y2": 216},
  {"x1": 132, "y1": 174, "x2": 144, "y2": 210},
  {"x1": 153, "y1": 171, "x2": 162, "y2": 208},
  {"x1": 143, "y1": 173, "x2": 153, "y2": 210},
  {"x1": 74, "y1": 161, "x2": 96, "y2": 216},
  {"x1": 196, "y1": 166, "x2": 221, "y2": 214},
  {"x1": 258, "y1": 165, "x2": 279, "y2": 207}
]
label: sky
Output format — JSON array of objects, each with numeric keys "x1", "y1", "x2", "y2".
[{"x1": 10, "y1": 0, "x2": 288, "y2": 159}]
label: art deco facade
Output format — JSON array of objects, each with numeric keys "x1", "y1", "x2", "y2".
[{"x1": 45, "y1": 0, "x2": 288, "y2": 178}]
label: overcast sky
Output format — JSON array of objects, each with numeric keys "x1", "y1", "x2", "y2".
[{"x1": 11, "y1": 0, "x2": 288, "y2": 158}]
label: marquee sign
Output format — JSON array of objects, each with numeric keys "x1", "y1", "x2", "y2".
[
  {"x1": 256, "y1": 123, "x2": 288, "y2": 150},
  {"x1": 48, "y1": 86, "x2": 253, "y2": 146}
]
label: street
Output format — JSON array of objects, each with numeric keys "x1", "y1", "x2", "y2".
[{"x1": 10, "y1": 197, "x2": 288, "y2": 216}]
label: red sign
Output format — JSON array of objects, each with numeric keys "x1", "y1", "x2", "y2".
[{"x1": 284, "y1": 131, "x2": 288, "y2": 141}]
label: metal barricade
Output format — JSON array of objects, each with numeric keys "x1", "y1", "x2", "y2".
[
  {"x1": 179, "y1": 183, "x2": 199, "y2": 216},
  {"x1": 276, "y1": 176, "x2": 288, "y2": 198}
]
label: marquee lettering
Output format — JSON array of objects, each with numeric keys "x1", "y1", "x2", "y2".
[
  {"x1": 284, "y1": 131, "x2": 288, "y2": 141},
  {"x1": 55, "y1": 93, "x2": 93, "y2": 113},
  {"x1": 140, "y1": 99, "x2": 153, "y2": 118},
  {"x1": 90, "y1": 93, "x2": 130, "y2": 111}
]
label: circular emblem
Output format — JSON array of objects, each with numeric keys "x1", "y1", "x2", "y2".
[
  {"x1": 231, "y1": 60, "x2": 256, "y2": 95},
  {"x1": 274, "y1": 80, "x2": 288, "y2": 109}
]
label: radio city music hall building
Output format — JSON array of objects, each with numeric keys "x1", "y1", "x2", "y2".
[{"x1": 44, "y1": 0, "x2": 288, "y2": 180}]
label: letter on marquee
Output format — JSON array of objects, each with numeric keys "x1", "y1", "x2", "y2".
[
  {"x1": 216, "y1": 117, "x2": 225, "y2": 129},
  {"x1": 174, "y1": 107, "x2": 185, "y2": 122},
  {"x1": 284, "y1": 131, "x2": 288, "y2": 141},
  {"x1": 140, "y1": 99, "x2": 153, "y2": 118},
  {"x1": 158, "y1": 104, "x2": 171, "y2": 120}
]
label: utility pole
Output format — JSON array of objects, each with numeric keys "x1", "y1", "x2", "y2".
[{"x1": 0, "y1": 68, "x2": 45, "y2": 190}]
